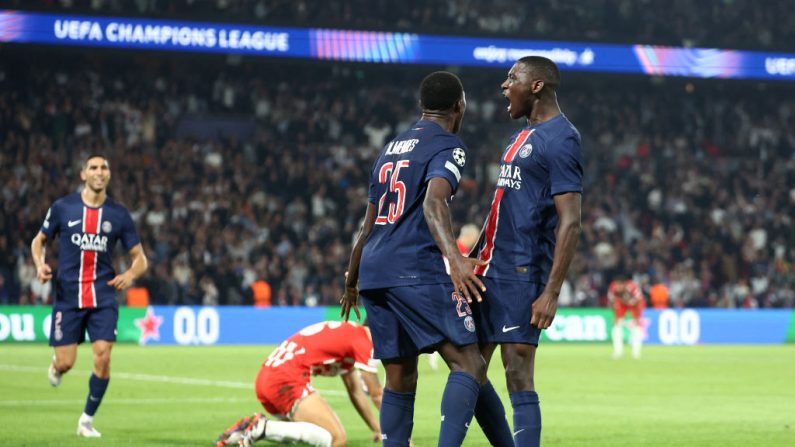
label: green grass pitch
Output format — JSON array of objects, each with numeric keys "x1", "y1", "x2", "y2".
[{"x1": 1, "y1": 344, "x2": 793, "y2": 446}]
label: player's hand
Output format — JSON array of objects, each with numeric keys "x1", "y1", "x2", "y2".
[
  {"x1": 530, "y1": 290, "x2": 559, "y2": 329},
  {"x1": 447, "y1": 254, "x2": 487, "y2": 303},
  {"x1": 36, "y1": 264, "x2": 53, "y2": 283},
  {"x1": 340, "y1": 284, "x2": 361, "y2": 322},
  {"x1": 371, "y1": 430, "x2": 382, "y2": 442},
  {"x1": 108, "y1": 272, "x2": 134, "y2": 290}
]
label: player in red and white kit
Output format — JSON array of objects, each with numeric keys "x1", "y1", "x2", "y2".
[
  {"x1": 608, "y1": 277, "x2": 645, "y2": 359},
  {"x1": 215, "y1": 321, "x2": 382, "y2": 447}
]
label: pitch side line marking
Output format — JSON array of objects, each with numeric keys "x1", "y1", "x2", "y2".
[{"x1": 0, "y1": 364, "x2": 347, "y2": 396}]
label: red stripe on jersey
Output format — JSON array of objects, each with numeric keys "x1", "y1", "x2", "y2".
[
  {"x1": 475, "y1": 188, "x2": 505, "y2": 276},
  {"x1": 79, "y1": 207, "x2": 100, "y2": 309},
  {"x1": 503, "y1": 129, "x2": 533, "y2": 163}
]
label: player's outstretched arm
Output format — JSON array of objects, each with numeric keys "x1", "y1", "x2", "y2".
[
  {"x1": 531, "y1": 192, "x2": 582, "y2": 329},
  {"x1": 108, "y1": 243, "x2": 148, "y2": 290},
  {"x1": 30, "y1": 231, "x2": 53, "y2": 283},
  {"x1": 341, "y1": 203, "x2": 377, "y2": 321},
  {"x1": 360, "y1": 370, "x2": 383, "y2": 410},
  {"x1": 341, "y1": 369, "x2": 381, "y2": 442},
  {"x1": 423, "y1": 177, "x2": 486, "y2": 303}
]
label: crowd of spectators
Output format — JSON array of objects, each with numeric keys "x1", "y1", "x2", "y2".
[
  {"x1": 0, "y1": 49, "x2": 793, "y2": 309},
  {"x1": 8, "y1": 0, "x2": 795, "y2": 51}
]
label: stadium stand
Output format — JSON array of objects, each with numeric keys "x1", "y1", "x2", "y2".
[{"x1": 0, "y1": 20, "x2": 792, "y2": 309}]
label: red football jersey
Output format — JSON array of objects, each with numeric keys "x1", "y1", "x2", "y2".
[
  {"x1": 608, "y1": 280, "x2": 644, "y2": 306},
  {"x1": 263, "y1": 321, "x2": 377, "y2": 377}
]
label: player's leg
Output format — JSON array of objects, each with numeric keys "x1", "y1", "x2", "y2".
[
  {"x1": 630, "y1": 305, "x2": 645, "y2": 359},
  {"x1": 77, "y1": 306, "x2": 118, "y2": 437},
  {"x1": 390, "y1": 284, "x2": 482, "y2": 446},
  {"x1": 50, "y1": 344, "x2": 77, "y2": 386},
  {"x1": 612, "y1": 304, "x2": 627, "y2": 359},
  {"x1": 481, "y1": 281, "x2": 545, "y2": 447},
  {"x1": 360, "y1": 288, "x2": 420, "y2": 446},
  {"x1": 469, "y1": 276, "x2": 522, "y2": 447},
  {"x1": 234, "y1": 372, "x2": 333, "y2": 447},
  {"x1": 49, "y1": 307, "x2": 83, "y2": 386},
  {"x1": 288, "y1": 393, "x2": 344, "y2": 447},
  {"x1": 76, "y1": 339, "x2": 112, "y2": 437},
  {"x1": 240, "y1": 412, "x2": 333, "y2": 447},
  {"x1": 501, "y1": 343, "x2": 541, "y2": 447},
  {"x1": 436, "y1": 341, "x2": 485, "y2": 447},
  {"x1": 380, "y1": 357, "x2": 419, "y2": 446},
  {"x1": 91, "y1": 339, "x2": 113, "y2": 378},
  {"x1": 215, "y1": 414, "x2": 255, "y2": 446},
  {"x1": 473, "y1": 342, "x2": 513, "y2": 447}
]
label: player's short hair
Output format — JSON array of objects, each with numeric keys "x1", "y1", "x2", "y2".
[
  {"x1": 517, "y1": 56, "x2": 561, "y2": 90},
  {"x1": 420, "y1": 71, "x2": 464, "y2": 111},
  {"x1": 612, "y1": 273, "x2": 630, "y2": 282},
  {"x1": 83, "y1": 154, "x2": 109, "y2": 168}
]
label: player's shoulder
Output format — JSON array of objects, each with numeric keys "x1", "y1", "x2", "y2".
[
  {"x1": 49, "y1": 193, "x2": 80, "y2": 214},
  {"x1": 412, "y1": 120, "x2": 467, "y2": 150},
  {"x1": 535, "y1": 114, "x2": 579, "y2": 143},
  {"x1": 533, "y1": 114, "x2": 581, "y2": 155},
  {"x1": 103, "y1": 196, "x2": 133, "y2": 215},
  {"x1": 425, "y1": 130, "x2": 468, "y2": 156},
  {"x1": 54, "y1": 192, "x2": 80, "y2": 206}
]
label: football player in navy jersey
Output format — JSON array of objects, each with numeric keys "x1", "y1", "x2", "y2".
[
  {"x1": 472, "y1": 56, "x2": 583, "y2": 447},
  {"x1": 341, "y1": 72, "x2": 512, "y2": 447},
  {"x1": 31, "y1": 154, "x2": 148, "y2": 437}
]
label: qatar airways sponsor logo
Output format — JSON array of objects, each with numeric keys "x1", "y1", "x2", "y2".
[
  {"x1": 496, "y1": 164, "x2": 522, "y2": 189},
  {"x1": 71, "y1": 233, "x2": 109, "y2": 252}
]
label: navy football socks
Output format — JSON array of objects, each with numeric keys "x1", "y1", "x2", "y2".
[
  {"x1": 380, "y1": 388, "x2": 415, "y2": 446},
  {"x1": 84, "y1": 373, "x2": 110, "y2": 417},
  {"x1": 510, "y1": 390, "x2": 541, "y2": 447},
  {"x1": 474, "y1": 381, "x2": 514, "y2": 447},
  {"x1": 438, "y1": 371, "x2": 480, "y2": 447}
]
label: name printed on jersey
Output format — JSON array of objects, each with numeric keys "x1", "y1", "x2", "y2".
[{"x1": 384, "y1": 139, "x2": 419, "y2": 155}]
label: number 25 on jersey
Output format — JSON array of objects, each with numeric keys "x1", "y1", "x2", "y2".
[{"x1": 375, "y1": 160, "x2": 410, "y2": 225}]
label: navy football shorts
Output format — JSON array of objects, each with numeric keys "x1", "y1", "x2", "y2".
[
  {"x1": 471, "y1": 277, "x2": 543, "y2": 345},
  {"x1": 360, "y1": 283, "x2": 478, "y2": 360},
  {"x1": 49, "y1": 305, "x2": 119, "y2": 346}
]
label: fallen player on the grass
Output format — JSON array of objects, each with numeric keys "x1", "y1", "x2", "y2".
[{"x1": 215, "y1": 320, "x2": 381, "y2": 447}]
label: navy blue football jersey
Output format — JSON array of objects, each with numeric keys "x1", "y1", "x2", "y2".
[
  {"x1": 358, "y1": 120, "x2": 467, "y2": 290},
  {"x1": 475, "y1": 113, "x2": 583, "y2": 284},
  {"x1": 40, "y1": 193, "x2": 140, "y2": 309}
]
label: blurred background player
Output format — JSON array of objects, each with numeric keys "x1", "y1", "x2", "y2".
[
  {"x1": 216, "y1": 320, "x2": 382, "y2": 447},
  {"x1": 456, "y1": 223, "x2": 480, "y2": 256},
  {"x1": 341, "y1": 71, "x2": 508, "y2": 447},
  {"x1": 608, "y1": 276, "x2": 646, "y2": 359},
  {"x1": 30, "y1": 154, "x2": 148, "y2": 437},
  {"x1": 649, "y1": 281, "x2": 670, "y2": 309}
]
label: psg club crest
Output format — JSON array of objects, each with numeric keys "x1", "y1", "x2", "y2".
[
  {"x1": 452, "y1": 147, "x2": 466, "y2": 167},
  {"x1": 519, "y1": 143, "x2": 533, "y2": 158},
  {"x1": 101, "y1": 221, "x2": 112, "y2": 233},
  {"x1": 464, "y1": 316, "x2": 476, "y2": 333}
]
